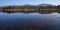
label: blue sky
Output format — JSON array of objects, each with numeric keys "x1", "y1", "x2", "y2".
[{"x1": 0, "y1": 0, "x2": 60, "y2": 6}]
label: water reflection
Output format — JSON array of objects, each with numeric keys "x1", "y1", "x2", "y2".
[{"x1": 0, "y1": 12, "x2": 60, "y2": 30}]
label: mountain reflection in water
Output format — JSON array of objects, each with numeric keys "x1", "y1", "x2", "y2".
[{"x1": 0, "y1": 12, "x2": 60, "y2": 30}]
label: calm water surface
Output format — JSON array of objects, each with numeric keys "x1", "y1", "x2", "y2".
[{"x1": 0, "y1": 12, "x2": 60, "y2": 30}]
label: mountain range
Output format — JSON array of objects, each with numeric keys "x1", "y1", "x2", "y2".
[
  {"x1": 21, "y1": 4, "x2": 55, "y2": 6},
  {"x1": 0, "y1": 4, "x2": 58, "y2": 7}
]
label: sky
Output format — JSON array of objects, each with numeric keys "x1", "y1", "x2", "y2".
[{"x1": 0, "y1": 0, "x2": 60, "y2": 6}]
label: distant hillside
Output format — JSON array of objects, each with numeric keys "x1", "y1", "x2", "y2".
[
  {"x1": 0, "y1": 4, "x2": 56, "y2": 7},
  {"x1": 38, "y1": 4, "x2": 55, "y2": 6}
]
